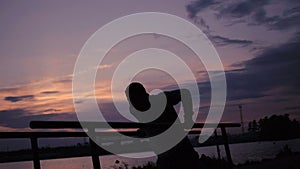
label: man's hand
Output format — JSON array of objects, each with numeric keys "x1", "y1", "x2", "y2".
[
  {"x1": 137, "y1": 128, "x2": 147, "y2": 137},
  {"x1": 183, "y1": 113, "x2": 194, "y2": 129}
]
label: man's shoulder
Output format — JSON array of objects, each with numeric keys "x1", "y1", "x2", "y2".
[
  {"x1": 149, "y1": 92, "x2": 171, "y2": 106},
  {"x1": 149, "y1": 92, "x2": 168, "y2": 99}
]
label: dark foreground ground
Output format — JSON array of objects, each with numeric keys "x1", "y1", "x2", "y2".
[
  {"x1": 115, "y1": 153, "x2": 300, "y2": 169},
  {"x1": 235, "y1": 154, "x2": 300, "y2": 169}
]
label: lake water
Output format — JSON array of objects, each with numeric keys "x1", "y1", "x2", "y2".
[{"x1": 1, "y1": 138, "x2": 300, "y2": 169}]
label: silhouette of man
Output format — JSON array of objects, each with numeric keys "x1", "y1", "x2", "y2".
[{"x1": 125, "y1": 82, "x2": 200, "y2": 169}]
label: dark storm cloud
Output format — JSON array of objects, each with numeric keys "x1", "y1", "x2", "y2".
[
  {"x1": 43, "y1": 108, "x2": 61, "y2": 112},
  {"x1": 53, "y1": 77, "x2": 72, "y2": 84},
  {"x1": 40, "y1": 91, "x2": 60, "y2": 94},
  {"x1": 210, "y1": 35, "x2": 253, "y2": 46},
  {"x1": 174, "y1": 36, "x2": 300, "y2": 102},
  {"x1": 0, "y1": 87, "x2": 19, "y2": 93},
  {"x1": 186, "y1": 0, "x2": 300, "y2": 101},
  {"x1": 198, "y1": 68, "x2": 246, "y2": 74},
  {"x1": 186, "y1": 0, "x2": 300, "y2": 31},
  {"x1": 187, "y1": 0, "x2": 263, "y2": 18},
  {"x1": 193, "y1": 17, "x2": 211, "y2": 31},
  {"x1": 225, "y1": 36, "x2": 300, "y2": 100},
  {"x1": 186, "y1": 0, "x2": 219, "y2": 18},
  {"x1": 0, "y1": 109, "x2": 76, "y2": 128},
  {"x1": 250, "y1": 5, "x2": 300, "y2": 30},
  {"x1": 193, "y1": 78, "x2": 267, "y2": 101},
  {"x1": 4, "y1": 95, "x2": 34, "y2": 102},
  {"x1": 186, "y1": 1, "x2": 255, "y2": 47},
  {"x1": 218, "y1": 0, "x2": 270, "y2": 18}
]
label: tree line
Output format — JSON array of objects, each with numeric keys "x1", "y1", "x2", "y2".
[{"x1": 248, "y1": 114, "x2": 300, "y2": 140}]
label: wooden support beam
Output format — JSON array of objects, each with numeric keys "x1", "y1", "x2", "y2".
[
  {"x1": 221, "y1": 127, "x2": 233, "y2": 166},
  {"x1": 89, "y1": 138, "x2": 101, "y2": 169},
  {"x1": 30, "y1": 137, "x2": 41, "y2": 169}
]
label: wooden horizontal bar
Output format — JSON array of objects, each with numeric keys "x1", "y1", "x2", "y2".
[
  {"x1": 30, "y1": 121, "x2": 240, "y2": 129},
  {"x1": 194, "y1": 123, "x2": 241, "y2": 128},
  {"x1": 0, "y1": 130, "x2": 140, "y2": 139},
  {"x1": 0, "y1": 132, "x2": 87, "y2": 138},
  {"x1": 30, "y1": 121, "x2": 142, "y2": 129}
]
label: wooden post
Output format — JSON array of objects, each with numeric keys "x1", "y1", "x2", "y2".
[
  {"x1": 30, "y1": 136, "x2": 41, "y2": 169},
  {"x1": 89, "y1": 138, "x2": 101, "y2": 169},
  {"x1": 214, "y1": 130, "x2": 221, "y2": 160},
  {"x1": 221, "y1": 127, "x2": 233, "y2": 166},
  {"x1": 239, "y1": 105, "x2": 245, "y2": 134}
]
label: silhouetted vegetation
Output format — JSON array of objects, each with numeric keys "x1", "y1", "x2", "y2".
[
  {"x1": 248, "y1": 114, "x2": 300, "y2": 140},
  {"x1": 248, "y1": 120, "x2": 259, "y2": 132},
  {"x1": 113, "y1": 156, "x2": 232, "y2": 169},
  {"x1": 276, "y1": 145, "x2": 294, "y2": 159},
  {"x1": 111, "y1": 160, "x2": 157, "y2": 169},
  {"x1": 198, "y1": 155, "x2": 232, "y2": 169},
  {"x1": 132, "y1": 162, "x2": 157, "y2": 169}
]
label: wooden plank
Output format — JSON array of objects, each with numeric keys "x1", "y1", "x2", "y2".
[
  {"x1": 0, "y1": 131, "x2": 139, "y2": 139},
  {"x1": 30, "y1": 121, "x2": 240, "y2": 129},
  {"x1": 0, "y1": 132, "x2": 87, "y2": 138}
]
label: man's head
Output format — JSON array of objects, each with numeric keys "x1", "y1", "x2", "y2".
[{"x1": 125, "y1": 82, "x2": 150, "y2": 111}]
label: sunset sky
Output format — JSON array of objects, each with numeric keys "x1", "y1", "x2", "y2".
[{"x1": 0, "y1": 0, "x2": 299, "y2": 133}]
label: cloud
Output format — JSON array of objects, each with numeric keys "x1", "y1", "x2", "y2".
[
  {"x1": 0, "y1": 87, "x2": 19, "y2": 93},
  {"x1": 0, "y1": 109, "x2": 76, "y2": 128},
  {"x1": 40, "y1": 91, "x2": 60, "y2": 94},
  {"x1": 224, "y1": 35, "x2": 300, "y2": 100},
  {"x1": 173, "y1": 35, "x2": 300, "y2": 102},
  {"x1": 184, "y1": 0, "x2": 300, "y2": 100},
  {"x1": 186, "y1": 0, "x2": 300, "y2": 31},
  {"x1": 98, "y1": 64, "x2": 112, "y2": 69},
  {"x1": 4, "y1": 95, "x2": 34, "y2": 102},
  {"x1": 210, "y1": 35, "x2": 253, "y2": 46},
  {"x1": 250, "y1": 4, "x2": 300, "y2": 31},
  {"x1": 218, "y1": 0, "x2": 269, "y2": 18},
  {"x1": 198, "y1": 68, "x2": 246, "y2": 74},
  {"x1": 186, "y1": 1, "x2": 255, "y2": 47},
  {"x1": 43, "y1": 108, "x2": 61, "y2": 113},
  {"x1": 53, "y1": 77, "x2": 72, "y2": 84},
  {"x1": 186, "y1": 0, "x2": 219, "y2": 19}
]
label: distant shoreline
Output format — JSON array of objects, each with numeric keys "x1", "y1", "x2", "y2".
[{"x1": 1, "y1": 137, "x2": 299, "y2": 164}]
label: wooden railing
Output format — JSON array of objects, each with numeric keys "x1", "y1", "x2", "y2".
[{"x1": 0, "y1": 121, "x2": 240, "y2": 169}]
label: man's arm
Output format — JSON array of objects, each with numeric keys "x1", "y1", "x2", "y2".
[{"x1": 165, "y1": 89, "x2": 194, "y2": 124}]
